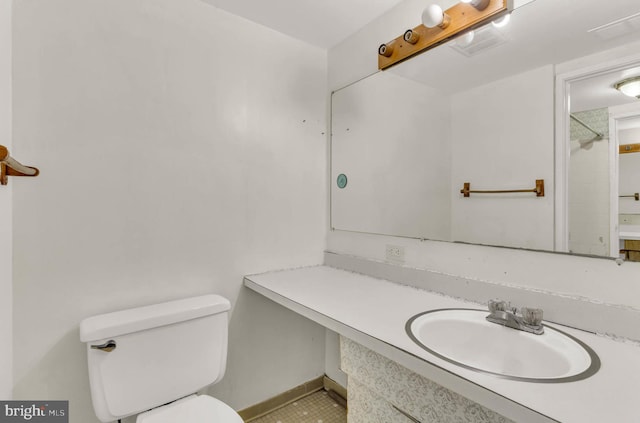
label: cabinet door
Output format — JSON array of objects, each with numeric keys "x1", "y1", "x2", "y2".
[
  {"x1": 341, "y1": 337, "x2": 514, "y2": 423},
  {"x1": 348, "y1": 378, "x2": 421, "y2": 423}
]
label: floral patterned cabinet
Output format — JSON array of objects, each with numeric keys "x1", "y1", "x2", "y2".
[{"x1": 340, "y1": 337, "x2": 514, "y2": 423}]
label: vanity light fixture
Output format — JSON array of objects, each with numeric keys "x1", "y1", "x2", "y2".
[
  {"x1": 614, "y1": 76, "x2": 640, "y2": 99},
  {"x1": 378, "y1": 0, "x2": 511, "y2": 70}
]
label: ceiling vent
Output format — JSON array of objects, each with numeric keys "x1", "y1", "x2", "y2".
[
  {"x1": 588, "y1": 11, "x2": 640, "y2": 41},
  {"x1": 448, "y1": 25, "x2": 507, "y2": 57}
]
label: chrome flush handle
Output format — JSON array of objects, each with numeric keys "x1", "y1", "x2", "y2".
[{"x1": 91, "y1": 340, "x2": 117, "y2": 352}]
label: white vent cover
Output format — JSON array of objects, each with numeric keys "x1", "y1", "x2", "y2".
[
  {"x1": 588, "y1": 11, "x2": 640, "y2": 41},
  {"x1": 449, "y1": 25, "x2": 507, "y2": 57}
]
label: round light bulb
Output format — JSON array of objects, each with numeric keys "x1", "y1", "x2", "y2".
[
  {"x1": 492, "y1": 13, "x2": 511, "y2": 28},
  {"x1": 422, "y1": 4, "x2": 445, "y2": 28},
  {"x1": 461, "y1": 0, "x2": 490, "y2": 9},
  {"x1": 456, "y1": 30, "x2": 475, "y2": 47}
]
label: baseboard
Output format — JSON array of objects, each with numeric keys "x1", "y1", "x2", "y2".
[
  {"x1": 323, "y1": 375, "x2": 347, "y2": 406},
  {"x1": 239, "y1": 376, "x2": 325, "y2": 422}
]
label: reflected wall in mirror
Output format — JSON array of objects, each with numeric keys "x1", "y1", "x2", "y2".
[
  {"x1": 619, "y1": 118, "x2": 640, "y2": 221},
  {"x1": 331, "y1": 71, "x2": 452, "y2": 240},
  {"x1": 565, "y1": 67, "x2": 640, "y2": 258},
  {"x1": 617, "y1": 115, "x2": 640, "y2": 262},
  {"x1": 331, "y1": 0, "x2": 640, "y2": 257}
]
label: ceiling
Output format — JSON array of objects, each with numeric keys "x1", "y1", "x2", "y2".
[
  {"x1": 386, "y1": 0, "x2": 640, "y2": 108},
  {"x1": 203, "y1": 0, "x2": 640, "y2": 111},
  {"x1": 393, "y1": 0, "x2": 640, "y2": 88},
  {"x1": 199, "y1": 0, "x2": 406, "y2": 49}
]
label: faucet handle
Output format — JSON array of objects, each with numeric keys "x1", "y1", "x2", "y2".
[
  {"x1": 521, "y1": 307, "x2": 543, "y2": 326},
  {"x1": 488, "y1": 299, "x2": 509, "y2": 313}
]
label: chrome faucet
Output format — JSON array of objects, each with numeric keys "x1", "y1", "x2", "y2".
[{"x1": 486, "y1": 300, "x2": 544, "y2": 335}]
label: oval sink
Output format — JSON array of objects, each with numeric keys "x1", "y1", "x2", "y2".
[{"x1": 406, "y1": 309, "x2": 600, "y2": 383}]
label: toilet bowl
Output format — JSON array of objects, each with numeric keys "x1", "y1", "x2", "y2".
[
  {"x1": 137, "y1": 395, "x2": 243, "y2": 423},
  {"x1": 80, "y1": 295, "x2": 242, "y2": 423}
]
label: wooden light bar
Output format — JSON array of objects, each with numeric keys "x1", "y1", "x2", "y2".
[{"x1": 378, "y1": 0, "x2": 510, "y2": 70}]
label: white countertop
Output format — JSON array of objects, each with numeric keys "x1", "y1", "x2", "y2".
[
  {"x1": 620, "y1": 225, "x2": 640, "y2": 241},
  {"x1": 244, "y1": 265, "x2": 640, "y2": 423}
]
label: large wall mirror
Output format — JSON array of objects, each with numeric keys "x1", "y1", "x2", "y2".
[{"x1": 331, "y1": 0, "x2": 640, "y2": 259}]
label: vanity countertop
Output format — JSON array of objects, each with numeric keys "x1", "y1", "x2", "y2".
[
  {"x1": 244, "y1": 265, "x2": 640, "y2": 423},
  {"x1": 620, "y1": 224, "x2": 640, "y2": 241}
]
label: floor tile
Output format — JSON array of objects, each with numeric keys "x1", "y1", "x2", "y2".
[{"x1": 248, "y1": 390, "x2": 346, "y2": 423}]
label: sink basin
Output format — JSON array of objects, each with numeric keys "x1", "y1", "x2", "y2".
[{"x1": 406, "y1": 309, "x2": 600, "y2": 383}]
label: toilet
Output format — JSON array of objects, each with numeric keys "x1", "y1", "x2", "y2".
[{"x1": 80, "y1": 295, "x2": 244, "y2": 423}]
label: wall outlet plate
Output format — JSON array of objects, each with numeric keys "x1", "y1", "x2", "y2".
[{"x1": 385, "y1": 245, "x2": 405, "y2": 264}]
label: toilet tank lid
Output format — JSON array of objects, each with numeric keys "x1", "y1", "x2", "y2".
[{"x1": 80, "y1": 294, "x2": 230, "y2": 343}]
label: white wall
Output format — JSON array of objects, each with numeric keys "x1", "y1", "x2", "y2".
[
  {"x1": 12, "y1": 0, "x2": 327, "y2": 421},
  {"x1": 0, "y1": 0, "x2": 12, "y2": 401},
  {"x1": 451, "y1": 66, "x2": 555, "y2": 250}
]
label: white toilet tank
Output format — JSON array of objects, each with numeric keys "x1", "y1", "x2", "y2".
[{"x1": 80, "y1": 295, "x2": 231, "y2": 423}]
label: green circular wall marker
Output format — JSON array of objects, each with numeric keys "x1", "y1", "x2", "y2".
[{"x1": 337, "y1": 174, "x2": 348, "y2": 189}]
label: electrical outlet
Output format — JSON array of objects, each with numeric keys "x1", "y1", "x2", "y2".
[{"x1": 385, "y1": 245, "x2": 405, "y2": 263}]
